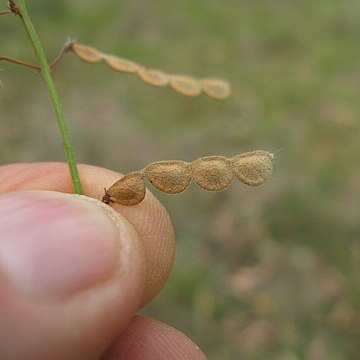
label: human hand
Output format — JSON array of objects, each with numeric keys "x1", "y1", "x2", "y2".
[{"x1": 0, "y1": 163, "x2": 206, "y2": 360}]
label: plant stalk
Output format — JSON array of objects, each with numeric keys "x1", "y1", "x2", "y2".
[
  {"x1": 16, "y1": 0, "x2": 82, "y2": 194},
  {"x1": 0, "y1": 55, "x2": 40, "y2": 70},
  {"x1": 0, "y1": 9, "x2": 12, "y2": 15}
]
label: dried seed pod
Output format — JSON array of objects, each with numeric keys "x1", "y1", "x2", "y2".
[
  {"x1": 231, "y1": 151, "x2": 274, "y2": 186},
  {"x1": 138, "y1": 68, "x2": 169, "y2": 86},
  {"x1": 200, "y1": 78, "x2": 231, "y2": 99},
  {"x1": 72, "y1": 42, "x2": 103, "y2": 63},
  {"x1": 169, "y1": 75, "x2": 202, "y2": 96},
  {"x1": 190, "y1": 156, "x2": 233, "y2": 191},
  {"x1": 102, "y1": 171, "x2": 145, "y2": 206},
  {"x1": 70, "y1": 43, "x2": 232, "y2": 99},
  {"x1": 104, "y1": 54, "x2": 143, "y2": 73},
  {"x1": 143, "y1": 160, "x2": 191, "y2": 194}
]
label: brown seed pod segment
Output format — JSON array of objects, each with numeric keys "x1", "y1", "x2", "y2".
[
  {"x1": 190, "y1": 156, "x2": 233, "y2": 191},
  {"x1": 200, "y1": 78, "x2": 231, "y2": 100},
  {"x1": 231, "y1": 151, "x2": 274, "y2": 186},
  {"x1": 169, "y1": 75, "x2": 202, "y2": 96},
  {"x1": 143, "y1": 160, "x2": 191, "y2": 194},
  {"x1": 138, "y1": 68, "x2": 169, "y2": 86},
  {"x1": 102, "y1": 171, "x2": 146, "y2": 206},
  {"x1": 72, "y1": 42, "x2": 103, "y2": 63},
  {"x1": 104, "y1": 54, "x2": 143, "y2": 73}
]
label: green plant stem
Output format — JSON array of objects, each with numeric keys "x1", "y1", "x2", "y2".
[{"x1": 16, "y1": 0, "x2": 82, "y2": 194}]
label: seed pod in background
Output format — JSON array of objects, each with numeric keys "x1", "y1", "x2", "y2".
[
  {"x1": 72, "y1": 42, "x2": 103, "y2": 63},
  {"x1": 138, "y1": 68, "x2": 169, "y2": 86},
  {"x1": 169, "y1": 75, "x2": 202, "y2": 96},
  {"x1": 102, "y1": 171, "x2": 146, "y2": 206},
  {"x1": 143, "y1": 160, "x2": 191, "y2": 194},
  {"x1": 231, "y1": 151, "x2": 274, "y2": 186},
  {"x1": 190, "y1": 156, "x2": 233, "y2": 191},
  {"x1": 200, "y1": 78, "x2": 231, "y2": 100},
  {"x1": 104, "y1": 55, "x2": 143, "y2": 73}
]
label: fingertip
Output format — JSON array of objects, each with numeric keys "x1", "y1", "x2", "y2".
[
  {"x1": 110, "y1": 191, "x2": 176, "y2": 306},
  {"x1": 103, "y1": 316, "x2": 207, "y2": 360}
]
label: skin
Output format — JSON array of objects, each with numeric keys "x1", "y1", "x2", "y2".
[{"x1": 0, "y1": 162, "x2": 207, "y2": 360}]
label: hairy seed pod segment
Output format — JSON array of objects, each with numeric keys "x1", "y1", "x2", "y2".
[
  {"x1": 72, "y1": 42, "x2": 103, "y2": 63},
  {"x1": 138, "y1": 68, "x2": 169, "y2": 86},
  {"x1": 190, "y1": 156, "x2": 233, "y2": 191},
  {"x1": 104, "y1": 54, "x2": 143, "y2": 73},
  {"x1": 231, "y1": 151, "x2": 274, "y2": 186},
  {"x1": 143, "y1": 160, "x2": 191, "y2": 194},
  {"x1": 169, "y1": 75, "x2": 202, "y2": 96},
  {"x1": 102, "y1": 171, "x2": 146, "y2": 206},
  {"x1": 200, "y1": 78, "x2": 231, "y2": 100}
]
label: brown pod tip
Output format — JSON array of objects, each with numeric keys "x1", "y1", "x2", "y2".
[
  {"x1": 102, "y1": 188, "x2": 111, "y2": 204},
  {"x1": 231, "y1": 151, "x2": 274, "y2": 186},
  {"x1": 143, "y1": 160, "x2": 191, "y2": 194},
  {"x1": 102, "y1": 171, "x2": 146, "y2": 206},
  {"x1": 190, "y1": 156, "x2": 234, "y2": 191}
]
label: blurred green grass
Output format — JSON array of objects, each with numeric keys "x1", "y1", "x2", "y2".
[{"x1": 1, "y1": 0, "x2": 359, "y2": 358}]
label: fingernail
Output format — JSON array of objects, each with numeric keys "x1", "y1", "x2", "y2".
[{"x1": 0, "y1": 191, "x2": 122, "y2": 300}]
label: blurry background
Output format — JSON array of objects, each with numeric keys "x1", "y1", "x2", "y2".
[{"x1": 1, "y1": 0, "x2": 359, "y2": 358}]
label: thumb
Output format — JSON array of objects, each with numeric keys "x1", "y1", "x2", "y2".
[{"x1": 0, "y1": 191, "x2": 146, "y2": 360}]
